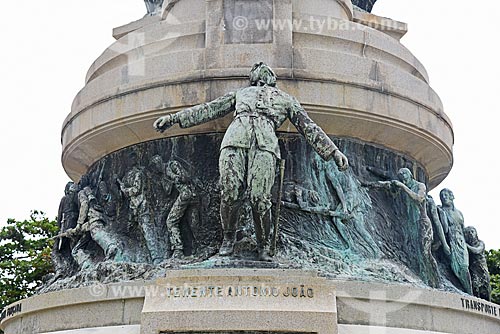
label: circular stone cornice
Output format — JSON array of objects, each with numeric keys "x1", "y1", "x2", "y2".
[{"x1": 62, "y1": 1, "x2": 453, "y2": 189}]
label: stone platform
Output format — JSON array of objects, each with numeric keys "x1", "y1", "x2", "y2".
[{"x1": 2, "y1": 269, "x2": 499, "y2": 334}]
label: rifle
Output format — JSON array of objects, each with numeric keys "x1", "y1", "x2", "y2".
[
  {"x1": 97, "y1": 159, "x2": 107, "y2": 187},
  {"x1": 52, "y1": 228, "x2": 78, "y2": 241},
  {"x1": 57, "y1": 213, "x2": 66, "y2": 250},
  {"x1": 361, "y1": 180, "x2": 392, "y2": 190},
  {"x1": 270, "y1": 159, "x2": 286, "y2": 257},
  {"x1": 281, "y1": 201, "x2": 354, "y2": 220},
  {"x1": 51, "y1": 224, "x2": 86, "y2": 241}
]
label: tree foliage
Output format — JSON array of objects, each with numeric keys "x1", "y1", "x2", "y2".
[
  {"x1": 487, "y1": 249, "x2": 500, "y2": 275},
  {"x1": 486, "y1": 249, "x2": 500, "y2": 305},
  {"x1": 0, "y1": 211, "x2": 57, "y2": 311}
]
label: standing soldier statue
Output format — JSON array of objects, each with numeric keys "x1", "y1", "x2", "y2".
[
  {"x1": 117, "y1": 152, "x2": 164, "y2": 264},
  {"x1": 154, "y1": 62, "x2": 348, "y2": 261},
  {"x1": 149, "y1": 155, "x2": 200, "y2": 259},
  {"x1": 164, "y1": 160, "x2": 200, "y2": 259}
]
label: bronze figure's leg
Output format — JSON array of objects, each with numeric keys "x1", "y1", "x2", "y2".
[
  {"x1": 89, "y1": 221, "x2": 122, "y2": 261},
  {"x1": 71, "y1": 234, "x2": 93, "y2": 270},
  {"x1": 139, "y1": 212, "x2": 163, "y2": 264},
  {"x1": 218, "y1": 147, "x2": 246, "y2": 256},
  {"x1": 420, "y1": 218, "x2": 440, "y2": 288},
  {"x1": 187, "y1": 203, "x2": 200, "y2": 253},
  {"x1": 248, "y1": 148, "x2": 276, "y2": 261},
  {"x1": 166, "y1": 197, "x2": 188, "y2": 258}
]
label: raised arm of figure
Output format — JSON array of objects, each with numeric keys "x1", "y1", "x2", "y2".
[
  {"x1": 154, "y1": 92, "x2": 237, "y2": 132},
  {"x1": 392, "y1": 180, "x2": 426, "y2": 203},
  {"x1": 287, "y1": 97, "x2": 348, "y2": 170}
]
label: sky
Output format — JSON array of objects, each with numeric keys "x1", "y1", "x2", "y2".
[{"x1": 0, "y1": 1, "x2": 499, "y2": 249}]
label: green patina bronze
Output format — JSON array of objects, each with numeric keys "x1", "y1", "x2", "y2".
[
  {"x1": 72, "y1": 185, "x2": 124, "y2": 270},
  {"x1": 154, "y1": 63, "x2": 349, "y2": 261},
  {"x1": 465, "y1": 226, "x2": 492, "y2": 301},
  {"x1": 117, "y1": 154, "x2": 165, "y2": 265},
  {"x1": 438, "y1": 189, "x2": 473, "y2": 294},
  {"x1": 366, "y1": 168, "x2": 440, "y2": 287}
]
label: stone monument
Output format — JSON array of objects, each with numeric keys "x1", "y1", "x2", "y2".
[{"x1": 2, "y1": 1, "x2": 499, "y2": 333}]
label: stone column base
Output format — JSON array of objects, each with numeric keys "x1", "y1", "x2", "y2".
[{"x1": 2, "y1": 269, "x2": 500, "y2": 334}]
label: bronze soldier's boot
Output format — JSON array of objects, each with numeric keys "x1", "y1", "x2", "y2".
[
  {"x1": 254, "y1": 209, "x2": 273, "y2": 262},
  {"x1": 172, "y1": 249, "x2": 184, "y2": 259},
  {"x1": 219, "y1": 201, "x2": 238, "y2": 256},
  {"x1": 105, "y1": 244, "x2": 119, "y2": 261},
  {"x1": 258, "y1": 246, "x2": 273, "y2": 262},
  {"x1": 219, "y1": 231, "x2": 236, "y2": 256},
  {"x1": 168, "y1": 222, "x2": 185, "y2": 260}
]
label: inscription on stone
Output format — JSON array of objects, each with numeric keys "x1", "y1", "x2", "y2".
[
  {"x1": 0, "y1": 303, "x2": 22, "y2": 322},
  {"x1": 460, "y1": 298, "x2": 499, "y2": 318},
  {"x1": 165, "y1": 285, "x2": 314, "y2": 299},
  {"x1": 224, "y1": 0, "x2": 273, "y2": 44}
]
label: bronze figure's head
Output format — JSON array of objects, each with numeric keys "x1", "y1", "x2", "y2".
[
  {"x1": 250, "y1": 62, "x2": 277, "y2": 87},
  {"x1": 440, "y1": 188, "x2": 455, "y2": 207},
  {"x1": 397, "y1": 168, "x2": 413, "y2": 186}
]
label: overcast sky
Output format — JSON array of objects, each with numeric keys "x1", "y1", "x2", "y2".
[{"x1": 0, "y1": 1, "x2": 499, "y2": 249}]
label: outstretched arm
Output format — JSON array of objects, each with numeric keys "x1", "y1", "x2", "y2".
[
  {"x1": 392, "y1": 181, "x2": 426, "y2": 203},
  {"x1": 288, "y1": 98, "x2": 348, "y2": 170},
  {"x1": 154, "y1": 92, "x2": 236, "y2": 132}
]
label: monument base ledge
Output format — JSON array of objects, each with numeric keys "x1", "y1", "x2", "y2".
[{"x1": 1, "y1": 269, "x2": 499, "y2": 334}]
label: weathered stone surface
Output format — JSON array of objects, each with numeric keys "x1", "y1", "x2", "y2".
[
  {"x1": 62, "y1": 1, "x2": 452, "y2": 189},
  {"x1": 3, "y1": 275, "x2": 500, "y2": 334},
  {"x1": 142, "y1": 270, "x2": 337, "y2": 334},
  {"x1": 112, "y1": 15, "x2": 161, "y2": 40},
  {"x1": 352, "y1": 10, "x2": 408, "y2": 40},
  {"x1": 224, "y1": 0, "x2": 274, "y2": 44},
  {"x1": 40, "y1": 326, "x2": 140, "y2": 334},
  {"x1": 336, "y1": 280, "x2": 500, "y2": 333}
]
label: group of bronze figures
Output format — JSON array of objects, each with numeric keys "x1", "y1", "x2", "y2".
[
  {"x1": 51, "y1": 63, "x2": 491, "y2": 301},
  {"x1": 364, "y1": 168, "x2": 491, "y2": 300},
  {"x1": 53, "y1": 152, "x2": 202, "y2": 273}
]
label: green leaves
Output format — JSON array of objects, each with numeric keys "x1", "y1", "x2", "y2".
[
  {"x1": 491, "y1": 274, "x2": 500, "y2": 305},
  {"x1": 0, "y1": 211, "x2": 57, "y2": 311},
  {"x1": 486, "y1": 249, "x2": 500, "y2": 305},
  {"x1": 487, "y1": 249, "x2": 500, "y2": 276}
]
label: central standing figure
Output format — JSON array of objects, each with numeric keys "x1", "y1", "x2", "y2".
[{"x1": 154, "y1": 63, "x2": 349, "y2": 261}]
